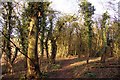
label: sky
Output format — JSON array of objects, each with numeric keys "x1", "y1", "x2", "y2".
[
  {"x1": 49, "y1": 0, "x2": 119, "y2": 18},
  {"x1": 49, "y1": 0, "x2": 79, "y2": 14}
]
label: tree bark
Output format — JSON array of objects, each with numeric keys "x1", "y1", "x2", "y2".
[
  {"x1": 5, "y1": 2, "x2": 13, "y2": 73},
  {"x1": 40, "y1": 9, "x2": 46, "y2": 58},
  {"x1": 87, "y1": 25, "x2": 92, "y2": 64},
  {"x1": 50, "y1": 39, "x2": 57, "y2": 64},
  {"x1": 6, "y1": 2, "x2": 12, "y2": 63},
  {"x1": 27, "y1": 17, "x2": 41, "y2": 79},
  {"x1": 45, "y1": 40, "x2": 49, "y2": 59},
  {"x1": 101, "y1": 46, "x2": 107, "y2": 63}
]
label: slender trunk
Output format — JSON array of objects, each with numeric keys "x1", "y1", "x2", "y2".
[
  {"x1": 67, "y1": 31, "x2": 72, "y2": 56},
  {"x1": 22, "y1": 41, "x2": 27, "y2": 68},
  {"x1": 6, "y1": 2, "x2": 13, "y2": 72},
  {"x1": 40, "y1": 9, "x2": 46, "y2": 58},
  {"x1": 40, "y1": 37, "x2": 44, "y2": 58},
  {"x1": 50, "y1": 39, "x2": 57, "y2": 64},
  {"x1": 27, "y1": 17, "x2": 41, "y2": 79},
  {"x1": 78, "y1": 44, "x2": 81, "y2": 58},
  {"x1": 110, "y1": 40, "x2": 114, "y2": 57},
  {"x1": 35, "y1": 17, "x2": 41, "y2": 77},
  {"x1": 87, "y1": 25, "x2": 92, "y2": 64},
  {"x1": 20, "y1": 33, "x2": 28, "y2": 68},
  {"x1": 2, "y1": 21, "x2": 7, "y2": 55},
  {"x1": 101, "y1": 27, "x2": 107, "y2": 63},
  {"x1": 45, "y1": 40, "x2": 49, "y2": 59},
  {"x1": 6, "y1": 2, "x2": 12, "y2": 63},
  {"x1": 2, "y1": 38, "x2": 6, "y2": 55},
  {"x1": 22, "y1": 44, "x2": 27, "y2": 68},
  {"x1": 44, "y1": 21, "x2": 53, "y2": 59},
  {"x1": 77, "y1": 32, "x2": 82, "y2": 58},
  {"x1": 17, "y1": 14, "x2": 28, "y2": 68}
]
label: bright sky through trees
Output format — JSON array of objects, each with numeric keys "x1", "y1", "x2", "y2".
[
  {"x1": 50, "y1": 0, "x2": 119, "y2": 18},
  {"x1": 0, "y1": 0, "x2": 119, "y2": 31}
]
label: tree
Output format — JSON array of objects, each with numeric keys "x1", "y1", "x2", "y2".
[
  {"x1": 25, "y1": 2, "x2": 42, "y2": 79},
  {"x1": 112, "y1": 21, "x2": 120, "y2": 59},
  {"x1": 79, "y1": 0, "x2": 95, "y2": 63},
  {"x1": 49, "y1": 15, "x2": 57, "y2": 64},
  {"x1": 1, "y1": 2, "x2": 15, "y2": 72},
  {"x1": 100, "y1": 11, "x2": 110, "y2": 63},
  {"x1": 16, "y1": 3, "x2": 29, "y2": 68},
  {"x1": 18, "y1": 17, "x2": 28, "y2": 68},
  {"x1": 72, "y1": 21, "x2": 83, "y2": 58},
  {"x1": 49, "y1": 15, "x2": 66, "y2": 64},
  {"x1": 44, "y1": 13, "x2": 54, "y2": 59},
  {"x1": 39, "y1": 2, "x2": 51, "y2": 58}
]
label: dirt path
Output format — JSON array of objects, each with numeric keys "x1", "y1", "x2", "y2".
[
  {"x1": 49, "y1": 57, "x2": 78, "y2": 78},
  {"x1": 1, "y1": 56, "x2": 119, "y2": 79},
  {"x1": 48, "y1": 56, "x2": 119, "y2": 78},
  {"x1": 48, "y1": 56, "x2": 93, "y2": 78}
]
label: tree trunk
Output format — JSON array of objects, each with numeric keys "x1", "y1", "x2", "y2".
[
  {"x1": 45, "y1": 40, "x2": 49, "y2": 59},
  {"x1": 87, "y1": 26, "x2": 92, "y2": 64},
  {"x1": 6, "y1": 2, "x2": 12, "y2": 63},
  {"x1": 67, "y1": 31, "x2": 72, "y2": 56},
  {"x1": 110, "y1": 40, "x2": 114, "y2": 57},
  {"x1": 40, "y1": 9, "x2": 46, "y2": 58},
  {"x1": 101, "y1": 27, "x2": 107, "y2": 63},
  {"x1": 77, "y1": 31, "x2": 82, "y2": 58},
  {"x1": 2, "y1": 38, "x2": 6, "y2": 55},
  {"x1": 6, "y1": 2, "x2": 13, "y2": 73},
  {"x1": 2, "y1": 21, "x2": 7, "y2": 55},
  {"x1": 27, "y1": 17, "x2": 41, "y2": 79},
  {"x1": 50, "y1": 39, "x2": 57, "y2": 64},
  {"x1": 77, "y1": 39, "x2": 81, "y2": 58},
  {"x1": 40, "y1": 37, "x2": 44, "y2": 58},
  {"x1": 22, "y1": 40, "x2": 28, "y2": 68},
  {"x1": 20, "y1": 31, "x2": 28, "y2": 68},
  {"x1": 101, "y1": 46, "x2": 107, "y2": 63}
]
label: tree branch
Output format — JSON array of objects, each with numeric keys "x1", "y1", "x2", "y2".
[{"x1": 0, "y1": 30, "x2": 36, "y2": 65}]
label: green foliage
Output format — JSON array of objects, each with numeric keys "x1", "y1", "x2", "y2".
[
  {"x1": 24, "y1": 2, "x2": 51, "y2": 17},
  {"x1": 84, "y1": 71, "x2": 96, "y2": 78},
  {"x1": 25, "y1": 2, "x2": 42, "y2": 17},
  {"x1": 51, "y1": 64, "x2": 61, "y2": 69},
  {"x1": 101, "y1": 11, "x2": 110, "y2": 28},
  {"x1": 41, "y1": 72, "x2": 49, "y2": 78},
  {"x1": 19, "y1": 74, "x2": 26, "y2": 80},
  {"x1": 79, "y1": 0, "x2": 95, "y2": 35},
  {"x1": 79, "y1": 0, "x2": 95, "y2": 27},
  {"x1": 101, "y1": 11, "x2": 110, "y2": 46}
]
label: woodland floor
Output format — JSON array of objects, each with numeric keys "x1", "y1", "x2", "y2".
[{"x1": 1, "y1": 55, "x2": 120, "y2": 79}]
